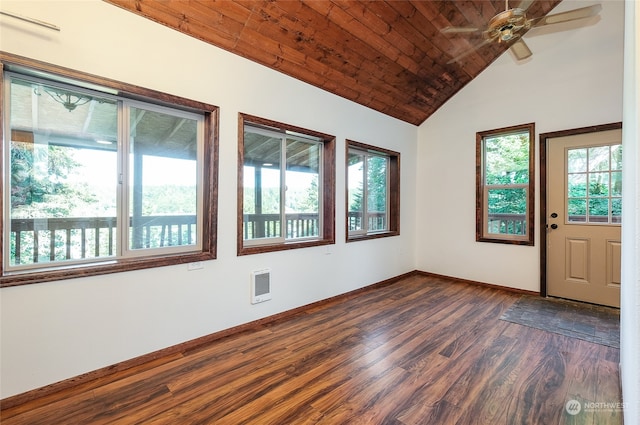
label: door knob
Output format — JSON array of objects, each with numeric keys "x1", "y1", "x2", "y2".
[
  {"x1": 551, "y1": 213, "x2": 558, "y2": 218},
  {"x1": 550, "y1": 224, "x2": 558, "y2": 229}
]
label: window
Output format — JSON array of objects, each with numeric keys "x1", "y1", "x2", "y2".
[
  {"x1": 567, "y1": 144, "x2": 622, "y2": 224},
  {"x1": 238, "y1": 114, "x2": 335, "y2": 255},
  {"x1": 476, "y1": 123, "x2": 534, "y2": 245},
  {"x1": 347, "y1": 140, "x2": 400, "y2": 241},
  {"x1": 1, "y1": 54, "x2": 218, "y2": 286}
]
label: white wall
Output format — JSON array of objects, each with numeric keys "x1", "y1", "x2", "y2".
[
  {"x1": 0, "y1": 0, "x2": 418, "y2": 398},
  {"x1": 2, "y1": 0, "x2": 636, "y2": 415},
  {"x1": 621, "y1": 0, "x2": 640, "y2": 422},
  {"x1": 416, "y1": 0, "x2": 624, "y2": 292}
]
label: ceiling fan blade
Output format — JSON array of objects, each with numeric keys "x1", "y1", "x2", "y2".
[
  {"x1": 517, "y1": 0, "x2": 535, "y2": 11},
  {"x1": 446, "y1": 38, "x2": 494, "y2": 64},
  {"x1": 510, "y1": 38, "x2": 532, "y2": 61},
  {"x1": 441, "y1": 26, "x2": 481, "y2": 35},
  {"x1": 531, "y1": 4, "x2": 602, "y2": 27}
]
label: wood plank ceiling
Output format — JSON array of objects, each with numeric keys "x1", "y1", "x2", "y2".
[{"x1": 104, "y1": 0, "x2": 563, "y2": 125}]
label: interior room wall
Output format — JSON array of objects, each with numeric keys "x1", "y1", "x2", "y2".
[
  {"x1": 0, "y1": 0, "x2": 418, "y2": 398},
  {"x1": 621, "y1": 0, "x2": 640, "y2": 422},
  {"x1": 415, "y1": 0, "x2": 624, "y2": 292},
  {"x1": 416, "y1": 1, "x2": 639, "y2": 421},
  {"x1": 2, "y1": 2, "x2": 637, "y2": 418}
]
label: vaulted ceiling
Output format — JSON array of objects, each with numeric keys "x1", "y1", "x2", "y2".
[{"x1": 104, "y1": 0, "x2": 565, "y2": 125}]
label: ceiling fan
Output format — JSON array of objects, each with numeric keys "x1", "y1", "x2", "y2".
[{"x1": 441, "y1": 0, "x2": 602, "y2": 64}]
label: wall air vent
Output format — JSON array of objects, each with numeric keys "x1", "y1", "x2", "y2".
[{"x1": 251, "y1": 269, "x2": 272, "y2": 304}]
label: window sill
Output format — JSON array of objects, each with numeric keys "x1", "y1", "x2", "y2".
[
  {"x1": 346, "y1": 231, "x2": 399, "y2": 243},
  {"x1": 0, "y1": 251, "x2": 216, "y2": 288},
  {"x1": 238, "y1": 239, "x2": 334, "y2": 256},
  {"x1": 476, "y1": 236, "x2": 534, "y2": 246}
]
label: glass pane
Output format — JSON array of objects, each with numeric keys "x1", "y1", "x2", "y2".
[
  {"x1": 8, "y1": 78, "x2": 118, "y2": 266},
  {"x1": 243, "y1": 131, "x2": 282, "y2": 240},
  {"x1": 588, "y1": 146, "x2": 610, "y2": 171},
  {"x1": 568, "y1": 198, "x2": 587, "y2": 222},
  {"x1": 611, "y1": 171, "x2": 622, "y2": 196},
  {"x1": 568, "y1": 174, "x2": 587, "y2": 198},
  {"x1": 129, "y1": 107, "x2": 199, "y2": 250},
  {"x1": 487, "y1": 188, "x2": 527, "y2": 235},
  {"x1": 612, "y1": 198, "x2": 622, "y2": 223},
  {"x1": 348, "y1": 151, "x2": 365, "y2": 232},
  {"x1": 589, "y1": 172, "x2": 609, "y2": 197},
  {"x1": 588, "y1": 198, "x2": 609, "y2": 223},
  {"x1": 567, "y1": 143, "x2": 622, "y2": 226},
  {"x1": 484, "y1": 134, "x2": 529, "y2": 185},
  {"x1": 611, "y1": 144, "x2": 622, "y2": 170},
  {"x1": 285, "y1": 139, "x2": 320, "y2": 239},
  {"x1": 367, "y1": 155, "x2": 388, "y2": 232},
  {"x1": 567, "y1": 148, "x2": 587, "y2": 173}
]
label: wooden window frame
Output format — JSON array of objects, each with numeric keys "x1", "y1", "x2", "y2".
[
  {"x1": 237, "y1": 113, "x2": 335, "y2": 256},
  {"x1": 0, "y1": 52, "x2": 219, "y2": 287},
  {"x1": 476, "y1": 123, "x2": 535, "y2": 245},
  {"x1": 346, "y1": 140, "x2": 400, "y2": 242}
]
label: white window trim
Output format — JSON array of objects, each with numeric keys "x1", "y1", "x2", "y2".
[
  {"x1": 120, "y1": 99, "x2": 205, "y2": 258},
  {"x1": 3, "y1": 71, "x2": 206, "y2": 273},
  {"x1": 242, "y1": 124, "x2": 324, "y2": 247},
  {"x1": 565, "y1": 143, "x2": 622, "y2": 226},
  {"x1": 482, "y1": 184, "x2": 530, "y2": 241},
  {"x1": 348, "y1": 146, "x2": 390, "y2": 238}
]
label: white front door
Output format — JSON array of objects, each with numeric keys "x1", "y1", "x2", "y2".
[{"x1": 547, "y1": 129, "x2": 622, "y2": 308}]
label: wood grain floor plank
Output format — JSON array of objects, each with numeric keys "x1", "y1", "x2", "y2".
[
  {"x1": 0, "y1": 275, "x2": 621, "y2": 425},
  {"x1": 396, "y1": 399, "x2": 463, "y2": 425}
]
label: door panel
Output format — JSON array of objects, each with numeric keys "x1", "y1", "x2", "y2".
[
  {"x1": 547, "y1": 129, "x2": 621, "y2": 307},
  {"x1": 606, "y1": 240, "x2": 622, "y2": 286},
  {"x1": 566, "y1": 238, "x2": 589, "y2": 281}
]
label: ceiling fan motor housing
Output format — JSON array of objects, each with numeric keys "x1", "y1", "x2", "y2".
[{"x1": 484, "y1": 8, "x2": 531, "y2": 43}]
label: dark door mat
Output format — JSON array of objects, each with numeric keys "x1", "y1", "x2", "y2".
[{"x1": 500, "y1": 295, "x2": 620, "y2": 348}]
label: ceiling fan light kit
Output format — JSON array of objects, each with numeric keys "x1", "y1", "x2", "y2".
[{"x1": 442, "y1": 1, "x2": 602, "y2": 64}]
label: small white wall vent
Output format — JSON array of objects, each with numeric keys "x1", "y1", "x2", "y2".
[{"x1": 251, "y1": 269, "x2": 272, "y2": 304}]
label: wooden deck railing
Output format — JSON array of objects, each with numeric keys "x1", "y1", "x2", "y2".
[
  {"x1": 10, "y1": 215, "x2": 196, "y2": 265},
  {"x1": 487, "y1": 213, "x2": 526, "y2": 235},
  {"x1": 11, "y1": 212, "x2": 533, "y2": 265},
  {"x1": 243, "y1": 213, "x2": 320, "y2": 239},
  {"x1": 243, "y1": 211, "x2": 387, "y2": 240},
  {"x1": 12, "y1": 213, "x2": 325, "y2": 264},
  {"x1": 347, "y1": 212, "x2": 386, "y2": 232}
]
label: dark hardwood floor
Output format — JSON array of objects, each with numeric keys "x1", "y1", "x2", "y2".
[{"x1": 0, "y1": 274, "x2": 622, "y2": 424}]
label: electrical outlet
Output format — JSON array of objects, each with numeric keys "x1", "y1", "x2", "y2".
[{"x1": 187, "y1": 261, "x2": 203, "y2": 271}]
